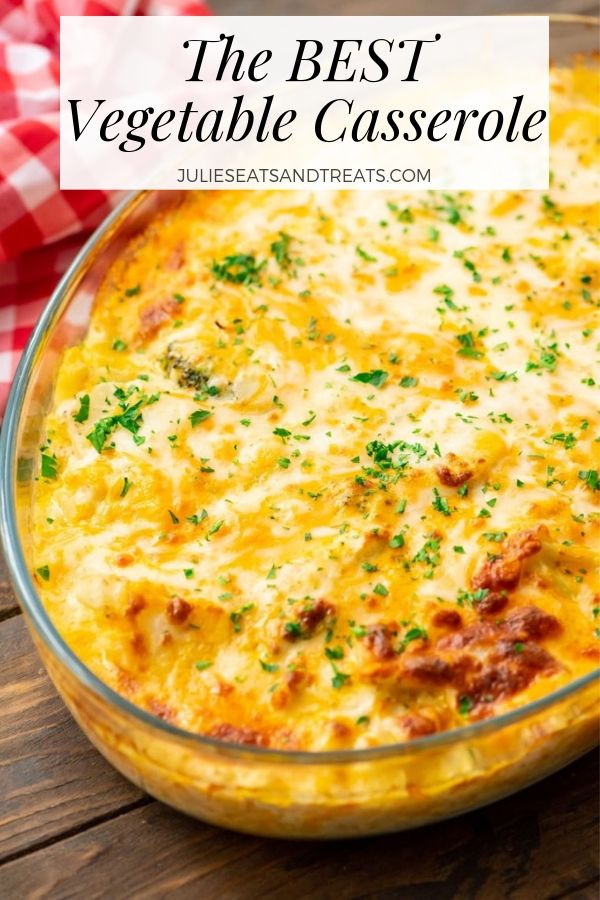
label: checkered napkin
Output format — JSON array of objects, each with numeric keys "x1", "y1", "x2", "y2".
[{"x1": 0, "y1": 0, "x2": 210, "y2": 414}]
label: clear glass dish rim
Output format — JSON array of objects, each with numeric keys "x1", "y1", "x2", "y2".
[{"x1": 2, "y1": 153, "x2": 599, "y2": 765}]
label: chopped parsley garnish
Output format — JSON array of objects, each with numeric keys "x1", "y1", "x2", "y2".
[
  {"x1": 355, "y1": 245, "x2": 377, "y2": 262},
  {"x1": 212, "y1": 253, "x2": 266, "y2": 287},
  {"x1": 578, "y1": 469, "x2": 599, "y2": 492},
  {"x1": 86, "y1": 389, "x2": 150, "y2": 453},
  {"x1": 387, "y1": 202, "x2": 414, "y2": 223},
  {"x1": 400, "y1": 625, "x2": 428, "y2": 650},
  {"x1": 112, "y1": 339, "x2": 127, "y2": 352},
  {"x1": 413, "y1": 536, "x2": 442, "y2": 575},
  {"x1": 456, "y1": 332, "x2": 483, "y2": 359},
  {"x1": 189, "y1": 409, "x2": 212, "y2": 427},
  {"x1": 36, "y1": 565, "x2": 50, "y2": 581},
  {"x1": 230, "y1": 603, "x2": 254, "y2": 632},
  {"x1": 73, "y1": 394, "x2": 90, "y2": 423},
  {"x1": 271, "y1": 232, "x2": 293, "y2": 270},
  {"x1": 491, "y1": 370, "x2": 517, "y2": 382},
  {"x1": 456, "y1": 389, "x2": 478, "y2": 403},
  {"x1": 458, "y1": 695, "x2": 474, "y2": 715},
  {"x1": 436, "y1": 193, "x2": 463, "y2": 225},
  {"x1": 399, "y1": 376, "x2": 418, "y2": 388},
  {"x1": 195, "y1": 660, "x2": 213, "y2": 671},
  {"x1": 432, "y1": 488, "x2": 451, "y2": 517},
  {"x1": 433, "y1": 284, "x2": 458, "y2": 310},
  {"x1": 351, "y1": 370, "x2": 389, "y2": 388},
  {"x1": 124, "y1": 284, "x2": 141, "y2": 297},
  {"x1": 373, "y1": 582, "x2": 389, "y2": 597},
  {"x1": 484, "y1": 531, "x2": 507, "y2": 542},
  {"x1": 40, "y1": 452, "x2": 58, "y2": 480},
  {"x1": 457, "y1": 587, "x2": 489, "y2": 607},
  {"x1": 331, "y1": 664, "x2": 350, "y2": 689},
  {"x1": 259, "y1": 660, "x2": 280, "y2": 673},
  {"x1": 549, "y1": 432, "x2": 577, "y2": 449},
  {"x1": 207, "y1": 519, "x2": 224, "y2": 537},
  {"x1": 187, "y1": 510, "x2": 207, "y2": 526},
  {"x1": 389, "y1": 533, "x2": 405, "y2": 549},
  {"x1": 120, "y1": 477, "x2": 131, "y2": 497},
  {"x1": 526, "y1": 339, "x2": 559, "y2": 374},
  {"x1": 363, "y1": 439, "x2": 426, "y2": 485}
]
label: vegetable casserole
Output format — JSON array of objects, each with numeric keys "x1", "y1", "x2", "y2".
[{"x1": 32, "y1": 66, "x2": 599, "y2": 753}]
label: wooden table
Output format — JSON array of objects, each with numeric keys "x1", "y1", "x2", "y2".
[{"x1": 2, "y1": 1, "x2": 599, "y2": 895}]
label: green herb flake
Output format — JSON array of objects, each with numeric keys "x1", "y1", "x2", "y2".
[
  {"x1": 271, "y1": 232, "x2": 293, "y2": 270},
  {"x1": 207, "y1": 519, "x2": 224, "y2": 537},
  {"x1": 212, "y1": 254, "x2": 266, "y2": 287},
  {"x1": 356, "y1": 245, "x2": 377, "y2": 262},
  {"x1": 73, "y1": 394, "x2": 90, "y2": 424},
  {"x1": 331, "y1": 664, "x2": 350, "y2": 689},
  {"x1": 458, "y1": 695, "x2": 473, "y2": 715},
  {"x1": 578, "y1": 469, "x2": 599, "y2": 492},
  {"x1": 484, "y1": 531, "x2": 507, "y2": 542},
  {"x1": 260, "y1": 660, "x2": 280, "y2": 673},
  {"x1": 189, "y1": 409, "x2": 212, "y2": 427},
  {"x1": 432, "y1": 488, "x2": 451, "y2": 517},
  {"x1": 40, "y1": 452, "x2": 58, "y2": 481},
  {"x1": 456, "y1": 332, "x2": 483, "y2": 359},
  {"x1": 36, "y1": 565, "x2": 50, "y2": 581},
  {"x1": 351, "y1": 370, "x2": 389, "y2": 388}
]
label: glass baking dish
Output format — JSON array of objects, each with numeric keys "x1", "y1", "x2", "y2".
[{"x1": 1, "y1": 15, "x2": 598, "y2": 839}]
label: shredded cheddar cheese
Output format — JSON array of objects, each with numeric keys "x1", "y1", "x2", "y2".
[{"x1": 33, "y1": 66, "x2": 599, "y2": 751}]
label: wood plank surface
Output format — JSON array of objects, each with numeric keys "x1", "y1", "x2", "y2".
[
  {"x1": 0, "y1": 1, "x2": 598, "y2": 896},
  {"x1": 0, "y1": 753, "x2": 598, "y2": 899},
  {"x1": 0, "y1": 616, "x2": 145, "y2": 863},
  {"x1": 0, "y1": 551, "x2": 19, "y2": 620}
]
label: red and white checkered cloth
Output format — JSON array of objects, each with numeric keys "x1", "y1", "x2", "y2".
[{"x1": 0, "y1": 0, "x2": 210, "y2": 414}]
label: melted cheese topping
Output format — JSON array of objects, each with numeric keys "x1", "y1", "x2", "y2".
[{"x1": 33, "y1": 67, "x2": 599, "y2": 751}]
